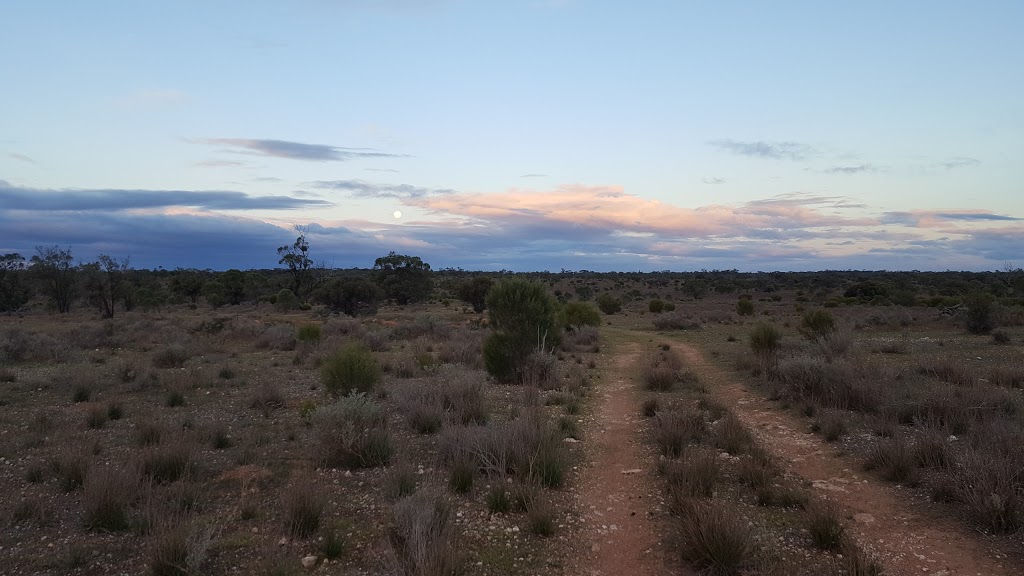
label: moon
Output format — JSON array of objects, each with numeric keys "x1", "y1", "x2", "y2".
[{"x1": 393, "y1": 210, "x2": 402, "y2": 219}]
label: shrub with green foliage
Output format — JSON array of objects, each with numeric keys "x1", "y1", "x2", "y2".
[
  {"x1": 297, "y1": 323, "x2": 322, "y2": 343},
  {"x1": 736, "y1": 298, "x2": 754, "y2": 316},
  {"x1": 313, "y1": 393, "x2": 392, "y2": 468},
  {"x1": 275, "y1": 289, "x2": 299, "y2": 311},
  {"x1": 373, "y1": 252, "x2": 433, "y2": 305},
  {"x1": 320, "y1": 344, "x2": 380, "y2": 396},
  {"x1": 649, "y1": 299, "x2": 665, "y2": 313},
  {"x1": 314, "y1": 276, "x2": 381, "y2": 316},
  {"x1": 749, "y1": 323, "x2": 782, "y2": 371},
  {"x1": 595, "y1": 293, "x2": 622, "y2": 315},
  {"x1": 962, "y1": 292, "x2": 996, "y2": 334},
  {"x1": 561, "y1": 301, "x2": 601, "y2": 329},
  {"x1": 799, "y1": 310, "x2": 836, "y2": 341},
  {"x1": 483, "y1": 279, "x2": 560, "y2": 383},
  {"x1": 457, "y1": 276, "x2": 494, "y2": 313}
]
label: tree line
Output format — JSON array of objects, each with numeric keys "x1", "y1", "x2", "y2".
[{"x1": 0, "y1": 235, "x2": 444, "y2": 317}]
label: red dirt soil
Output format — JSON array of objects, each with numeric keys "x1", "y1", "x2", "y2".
[{"x1": 574, "y1": 340, "x2": 687, "y2": 576}]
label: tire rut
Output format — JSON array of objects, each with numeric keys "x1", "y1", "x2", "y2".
[{"x1": 574, "y1": 339, "x2": 687, "y2": 576}]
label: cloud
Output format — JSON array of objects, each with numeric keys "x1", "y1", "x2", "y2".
[
  {"x1": 193, "y1": 138, "x2": 407, "y2": 162},
  {"x1": 882, "y1": 209, "x2": 1021, "y2": 227},
  {"x1": 823, "y1": 164, "x2": 880, "y2": 174},
  {"x1": 937, "y1": 157, "x2": 980, "y2": 170},
  {"x1": 3, "y1": 176, "x2": 1021, "y2": 272},
  {"x1": 409, "y1": 186, "x2": 875, "y2": 240},
  {"x1": 7, "y1": 153, "x2": 36, "y2": 164},
  {"x1": 521, "y1": 173, "x2": 549, "y2": 178},
  {"x1": 194, "y1": 160, "x2": 246, "y2": 168},
  {"x1": 311, "y1": 179, "x2": 455, "y2": 199},
  {"x1": 364, "y1": 168, "x2": 400, "y2": 173},
  {"x1": 702, "y1": 177, "x2": 725, "y2": 185},
  {"x1": 708, "y1": 139, "x2": 816, "y2": 161},
  {"x1": 0, "y1": 182, "x2": 331, "y2": 211}
]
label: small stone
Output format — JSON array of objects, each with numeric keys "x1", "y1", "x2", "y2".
[
  {"x1": 301, "y1": 555, "x2": 318, "y2": 569},
  {"x1": 621, "y1": 469, "x2": 641, "y2": 475},
  {"x1": 278, "y1": 537, "x2": 288, "y2": 546}
]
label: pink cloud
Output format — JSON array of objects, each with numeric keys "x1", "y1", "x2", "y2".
[{"x1": 410, "y1": 185, "x2": 876, "y2": 239}]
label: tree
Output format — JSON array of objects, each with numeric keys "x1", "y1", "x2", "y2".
[
  {"x1": 315, "y1": 276, "x2": 381, "y2": 316},
  {"x1": 203, "y1": 269, "x2": 247, "y2": 307},
  {"x1": 373, "y1": 252, "x2": 433, "y2": 305},
  {"x1": 457, "y1": 276, "x2": 494, "y2": 313},
  {"x1": 170, "y1": 269, "x2": 205, "y2": 304},
  {"x1": 0, "y1": 253, "x2": 31, "y2": 313},
  {"x1": 483, "y1": 279, "x2": 560, "y2": 383},
  {"x1": 82, "y1": 254, "x2": 130, "y2": 318},
  {"x1": 31, "y1": 246, "x2": 77, "y2": 313},
  {"x1": 277, "y1": 232, "x2": 313, "y2": 300}
]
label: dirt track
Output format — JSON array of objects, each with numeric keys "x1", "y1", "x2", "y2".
[
  {"x1": 574, "y1": 339, "x2": 685, "y2": 576},
  {"x1": 669, "y1": 337, "x2": 1021, "y2": 576}
]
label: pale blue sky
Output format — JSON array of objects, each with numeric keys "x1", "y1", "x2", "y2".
[{"x1": 2, "y1": 1, "x2": 1022, "y2": 270}]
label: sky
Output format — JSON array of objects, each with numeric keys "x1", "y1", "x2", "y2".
[{"x1": 1, "y1": 0, "x2": 1022, "y2": 272}]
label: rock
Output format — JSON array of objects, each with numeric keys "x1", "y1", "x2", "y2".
[
  {"x1": 278, "y1": 537, "x2": 288, "y2": 546},
  {"x1": 301, "y1": 555, "x2": 318, "y2": 569},
  {"x1": 621, "y1": 469, "x2": 641, "y2": 475},
  {"x1": 853, "y1": 513, "x2": 875, "y2": 524}
]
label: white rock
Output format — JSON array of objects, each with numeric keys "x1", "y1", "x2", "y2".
[{"x1": 301, "y1": 555, "x2": 318, "y2": 569}]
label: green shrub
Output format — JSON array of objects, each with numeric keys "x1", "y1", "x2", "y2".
[
  {"x1": 962, "y1": 292, "x2": 996, "y2": 334},
  {"x1": 313, "y1": 393, "x2": 392, "y2": 468},
  {"x1": 275, "y1": 289, "x2": 299, "y2": 311},
  {"x1": 482, "y1": 332, "x2": 519, "y2": 384},
  {"x1": 297, "y1": 323, "x2": 322, "y2": 343},
  {"x1": 736, "y1": 298, "x2": 754, "y2": 316},
  {"x1": 663, "y1": 302, "x2": 676, "y2": 311},
  {"x1": 748, "y1": 323, "x2": 782, "y2": 370},
  {"x1": 799, "y1": 310, "x2": 836, "y2": 341},
  {"x1": 320, "y1": 344, "x2": 380, "y2": 396},
  {"x1": 595, "y1": 293, "x2": 622, "y2": 315},
  {"x1": 457, "y1": 276, "x2": 494, "y2": 313},
  {"x1": 561, "y1": 301, "x2": 601, "y2": 329},
  {"x1": 484, "y1": 279, "x2": 560, "y2": 383},
  {"x1": 648, "y1": 299, "x2": 665, "y2": 313}
]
